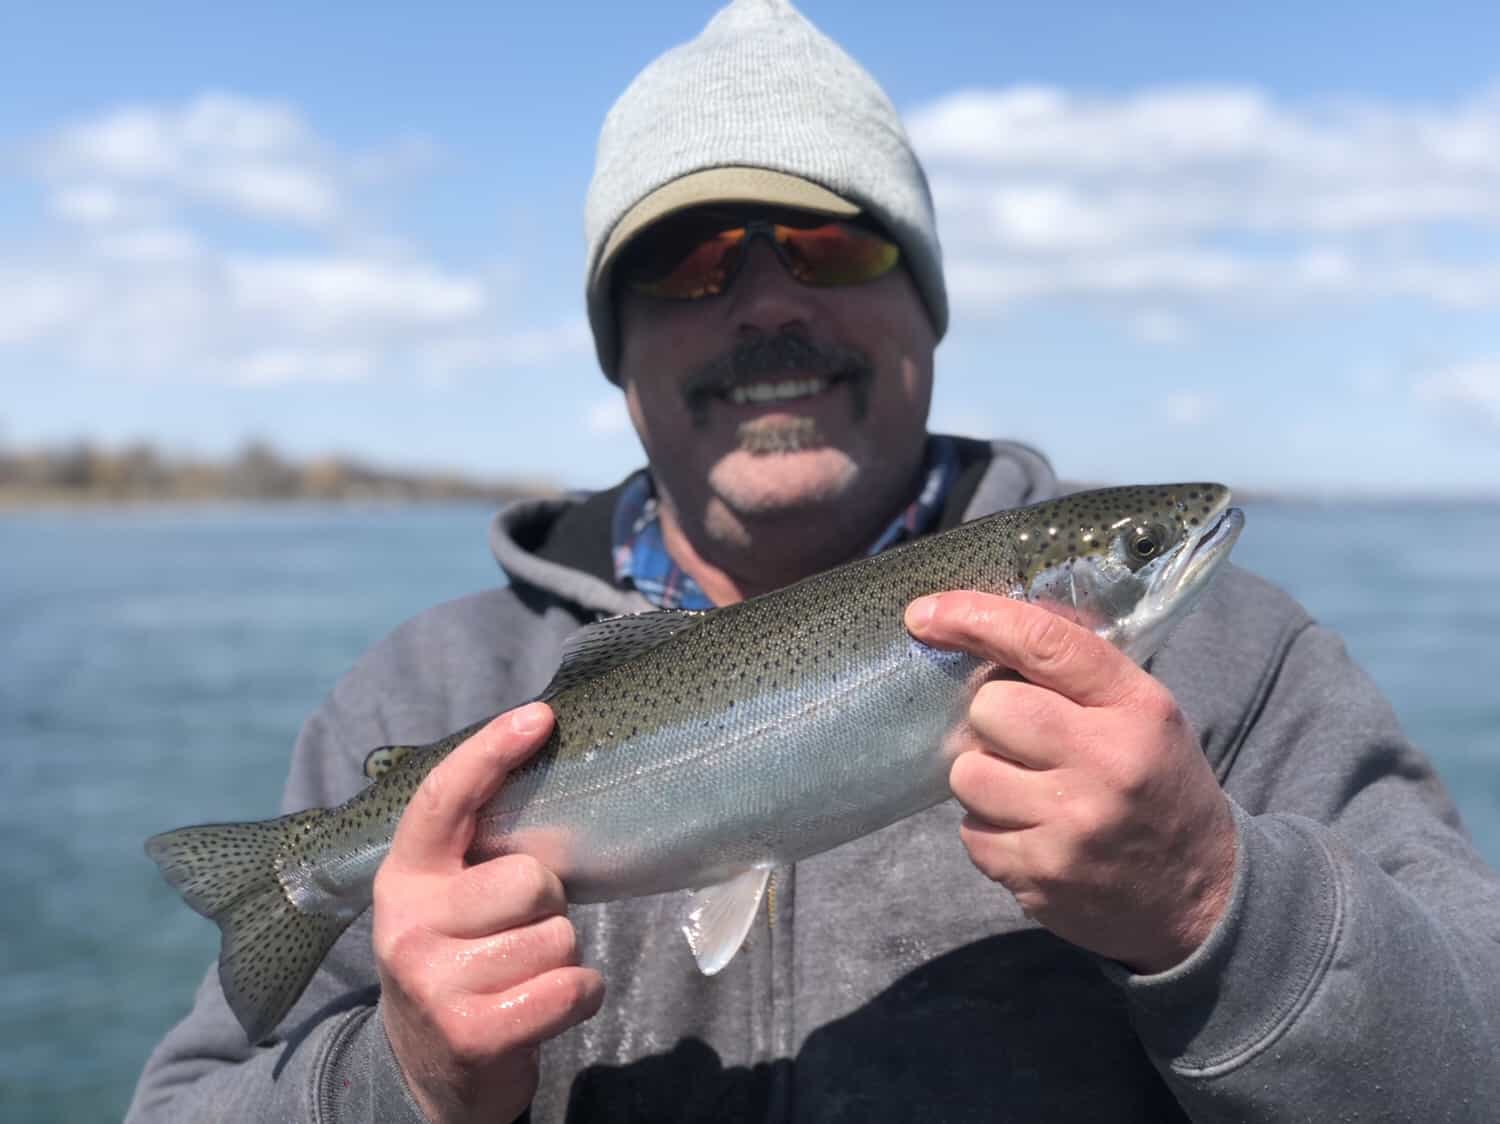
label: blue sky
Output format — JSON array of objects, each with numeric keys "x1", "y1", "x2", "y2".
[{"x1": 3, "y1": 0, "x2": 1499, "y2": 494}]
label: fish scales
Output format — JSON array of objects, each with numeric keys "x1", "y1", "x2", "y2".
[
  {"x1": 482, "y1": 507, "x2": 1030, "y2": 899},
  {"x1": 289, "y1": 498, "x2": 1034, "y2": 900},
  {"x1": 145, "y1": 483, "x2": 1244, "y2": 1043}
]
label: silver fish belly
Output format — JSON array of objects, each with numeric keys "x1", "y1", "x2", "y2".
[{"x1": 483, "y1": 634, "x2": 981, "y2": 902}]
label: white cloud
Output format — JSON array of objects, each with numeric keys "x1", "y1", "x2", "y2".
[
  {"x1": 201, "y1": 165, "x2": 337, "y2": 225},
  {"x1": 910, "y1": 83, "x2": 1500, "y2": 184},
  {"x1": 0, "y1": 243, "x2": 503, "y2": 381},
  {"x1": 948, "y1": 249, "x2": 1254, "y2": 308},
  {"x1": 227, "y1": 257, "x2": 485, "y2": 328},
  {"x1": 235, "y1": 348, "x2": 376, "y2": 387},
  {"x1": 946, "y1": 247, "x2": 1500, "y2": 312},
  {"x1": 1415, "y1": 360, "x2": 1500, "y2": 431},
  {"x1": 177, "y1": 93, "x2": 313, "y2": 155},
  {"x1": 44, "y1": 106, "x2": 181, "y2": 179},
  {"x1": 1292, "y1": 247, "x2": 1356, "y2": 289},
  {"x1": 0, "y1": 93, "x2": 593, "y2": 389},
  {"x1": 92, "y1": 226, "x2": 199, "y2": 264},
  {"x1": 1129, "y1": 309, "x2": 1187, "y2": 345},
  {"x1": 0, "y1": 270, "x2": 76, "y2": 346},
  {"x1": 910, "y1": 83, "x2": 1500, "y2": 318},
  {"x1": 38, "y1": 93, "x2": 341, "y2": 226},
  {"x1": 48, "y1": 184, "x2": 155, "y2": 226},
  {"x1": 503, "y1": 319, "x2": 593, "y2": 366},
  {"x1": 416, "y1": 318, "x2": 592, "y2": 379},
  {"x1": 910, "y1": 85, "x2": 1293, "y2": 172}
]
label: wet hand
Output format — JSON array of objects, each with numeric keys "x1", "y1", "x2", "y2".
[
  {"x1": 906, "y1": 592, "x2": 1237, "y2": 974},
  {"x1": 373, "y1": 703, "x2": 605, "y2": 1124}
]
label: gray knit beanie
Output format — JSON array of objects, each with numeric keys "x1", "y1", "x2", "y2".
[{"x1": 585, "y1": 0, "x2": 947, "y2": 380}]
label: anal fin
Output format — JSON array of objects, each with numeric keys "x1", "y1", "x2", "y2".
[{"x1": 681, "y1": 867, "x2": 772, "y2": 975}]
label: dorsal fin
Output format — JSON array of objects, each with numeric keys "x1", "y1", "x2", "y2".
[
  {"x1": 540, "y1": 609, "x2": 706, "y2": 701},
  {"x1": 362, "y1": 744, "x2": 415, "y2": 781}
]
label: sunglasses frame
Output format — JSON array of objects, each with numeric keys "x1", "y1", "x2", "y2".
[{"x1": 618, "y1": 210, "x2": 901, "y2": 301}]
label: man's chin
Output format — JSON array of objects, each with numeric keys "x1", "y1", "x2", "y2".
[{"x1": 706, "y1": 444, "x2": 861, "y2": 517}]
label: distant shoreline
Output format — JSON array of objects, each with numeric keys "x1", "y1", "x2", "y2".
[
  {"x1": 0, "y1": 439, "x2": 559, "y2": 510},
  {"x1": 2, "y1": 442, "x2": 1494, "y2": 510},
  {"x1": 0, "y1": 493, "x2": 553, "y2": 513},
  {"x1": 5, "y1": 486, "x2": 1496, "y2": 514}
]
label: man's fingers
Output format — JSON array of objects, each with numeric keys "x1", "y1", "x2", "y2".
[
  {"x1": 448, "y1": 915, "x2": 582, "y2": 997},
  {"x1": 957, "y1": 813, "x2": 1045, "y2": 898},
  {"x1": 388, "y1": 703, "x2": 554, "y2": 872},
  {"x1": 442, "y1": 853, "x2": 569, "y2": 938},
  {"x1": 967, "y1": 677, "x2": 1077, "y2": 770},
  {"x1": 907, "y1": 592, "x2": 1138, "y2": 708},
  {"x1": 949, "y1": 748, "x2": 1066, "y2": 831},
  {"x1": 482, "y1": 966, "x2": 607, "y2": 1050}
]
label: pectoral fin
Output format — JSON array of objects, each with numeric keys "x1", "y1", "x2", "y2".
[{"x1": 680, "y1": 867, "x2": 772, "y2": 975}]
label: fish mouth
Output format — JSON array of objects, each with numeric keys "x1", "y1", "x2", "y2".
[
  {"x1": 1156, "y1": 499, "x2": 1244, "y2": 610},
  {"x1": 1111, "y1": 493, "x2": 1243, "y2": 664}
]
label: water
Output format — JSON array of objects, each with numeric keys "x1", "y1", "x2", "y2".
[{"x1": 2, "y1": 500, "x2": 1497, "y2": 1121}]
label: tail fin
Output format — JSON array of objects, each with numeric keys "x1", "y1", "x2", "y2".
[{"x1": 146, "y1": 811, "x2": 355, "y2": 1044}]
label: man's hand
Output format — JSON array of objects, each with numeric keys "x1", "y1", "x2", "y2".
[
  {"x1": 906, "y1": 592, "x2": 1238, "y2": 974},
  {"x1": 373, "y1": 703, "x2": 606, "y2": 1124}
]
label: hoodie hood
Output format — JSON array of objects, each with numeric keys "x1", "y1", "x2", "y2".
[{"x1": 489, "y1": 437, "x2": 1057, "y2": 616}]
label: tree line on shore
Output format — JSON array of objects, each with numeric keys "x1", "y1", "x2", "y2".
[{"x1": 0, "y1": 439, "x2": 555, "y2": 505}]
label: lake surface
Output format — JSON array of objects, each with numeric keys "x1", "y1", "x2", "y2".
[{"x1": 2, "y1": 500, "x2": 1496, "y2": 1121}]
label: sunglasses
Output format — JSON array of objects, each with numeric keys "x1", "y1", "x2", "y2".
[{"x1": 618, "y1": 211, "x2": 902, "y2": 300}]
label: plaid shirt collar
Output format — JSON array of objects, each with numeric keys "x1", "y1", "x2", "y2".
[{"x1": 612, "y1": 435, "x2": 961, "y2": 610}]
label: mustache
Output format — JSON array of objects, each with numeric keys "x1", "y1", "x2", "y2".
[{"x1": 682, "y1": 331, "x2": 874, "y2": 423}]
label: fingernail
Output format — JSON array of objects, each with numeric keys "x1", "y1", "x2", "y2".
[
  {"x1": 907, "y1": 596, "x2": 938, "y2": 629},
  {"x1": 510, "y1": 704, "x2": 548, "y2": 736}
]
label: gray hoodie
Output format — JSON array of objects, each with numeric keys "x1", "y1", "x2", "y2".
[{"x1": 128, "y1": 439, "x2": 1500, "y2": 1123}]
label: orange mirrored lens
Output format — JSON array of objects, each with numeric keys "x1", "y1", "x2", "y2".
[
  {"x1": 776, "y1": 224, "x2": 901, "y2": 287},
  {"x1": 625, "y1": 219, "x2": 899, "y2": 299},
  {"x1": 639, "y1": 228, "x2": 746, "y2": 299}
]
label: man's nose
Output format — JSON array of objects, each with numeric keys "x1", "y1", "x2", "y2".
[{"x1": 726, "y1": 238, "x2": 810, "y2": 333}]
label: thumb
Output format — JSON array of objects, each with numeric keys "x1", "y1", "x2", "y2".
[{"x1": 387, "y1": 702, "x2": 554, "y2": 872}]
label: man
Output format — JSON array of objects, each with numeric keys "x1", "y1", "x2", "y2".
[{"x1": 130, "y1": 2, "x2": 1500, "y2": 1121}]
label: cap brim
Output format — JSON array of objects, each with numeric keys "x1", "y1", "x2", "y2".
[{"x1": 592, "y1": 167, "x2": 860, "y2": 290}]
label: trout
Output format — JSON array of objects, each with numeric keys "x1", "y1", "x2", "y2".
[{"x1": 146, "y1": 483, "x2": 1244, "y2": 1042}]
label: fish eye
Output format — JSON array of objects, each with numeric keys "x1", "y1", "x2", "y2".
[{"x1": 1128, "y1": 523, "x2": 1170, "y2": 563}]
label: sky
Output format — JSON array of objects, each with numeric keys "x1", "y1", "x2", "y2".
[{"x1": 3, "y1": 0, "x2": 1499, "y2": 495}]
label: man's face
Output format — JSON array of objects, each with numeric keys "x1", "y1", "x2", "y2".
[{"x1": 615, "y1": 207, "x2": 936, "y2": 526}]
